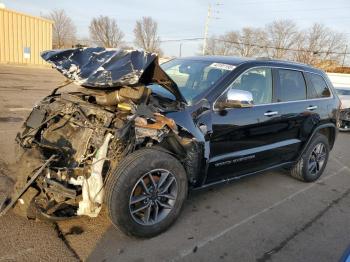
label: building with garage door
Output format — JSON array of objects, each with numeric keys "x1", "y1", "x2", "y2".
[{"x1": 0, "y1": 5, "x2": 53, "y2": 65}]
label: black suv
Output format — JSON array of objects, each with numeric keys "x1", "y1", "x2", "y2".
[{"x1": 7, "y1": 48, "x2": 340, "y2": 238}]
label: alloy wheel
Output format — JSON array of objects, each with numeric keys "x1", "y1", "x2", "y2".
[
  {"x1": 129, "y1": 169, "x2": 178, "y2": 226},
  {"x1": 308, "y1": 143, "x2": 327, "y2": 176}
]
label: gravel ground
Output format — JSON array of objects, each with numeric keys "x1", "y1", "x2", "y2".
[{"x1": 0, "y1": 65, "x2": 78, "y2": 261}]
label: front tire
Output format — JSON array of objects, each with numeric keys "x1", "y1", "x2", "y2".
[
  {"x1": 106, "y1": 148, "x2": 188, "y2": 238},
  {"x1": 290, "y1": 134, "x2": 329, "y2": 182}
]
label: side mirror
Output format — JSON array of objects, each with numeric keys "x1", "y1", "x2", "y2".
[{"x1": 216, "y1": 89, "x2": 254, "y2": 109}]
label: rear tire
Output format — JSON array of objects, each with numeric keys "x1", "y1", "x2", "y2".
[
  {"x1": 290, "y1": 134, "x2": 329, "y2": 182},
  {"x1": 106, "y1": 148, "x2": 188, "y2": 238}
]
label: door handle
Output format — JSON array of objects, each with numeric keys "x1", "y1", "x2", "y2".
[
  {"x1": 264, "y1": 111, "x2": 278, "y2": 116},
  {"x1": 306, "y1": 105, "x2": 318, "y2": 110}
]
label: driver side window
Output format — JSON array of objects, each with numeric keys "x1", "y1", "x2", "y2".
[{"x1": 227, "y1": 67, "x2": 273, "y2": 105}]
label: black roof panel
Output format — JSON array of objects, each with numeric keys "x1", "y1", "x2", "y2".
[
  {"x1": 177, "y1": 55, "x2": 322, "y2": 74},
  {"x1": 178, "y1": 56, "x2": 252, "y2": 65}
]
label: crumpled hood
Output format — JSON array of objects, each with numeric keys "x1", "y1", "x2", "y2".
[{"x1": 41, "y1": 47, "x2": 185, "y2": 103}]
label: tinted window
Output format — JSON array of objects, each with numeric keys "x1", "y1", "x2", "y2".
[
  {"x1": 306, "y1": 73, "x2": 331, "y2": 98},
  {"x1": 275, "y1": 69, "x2": 306, "y2": 102},
  {"x1": 227, "y1": 67, "x2": 272, "y2": 105}
]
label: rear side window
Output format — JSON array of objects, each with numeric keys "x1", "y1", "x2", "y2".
[
  {"x1": 275, "y1": 69, "x2": 307, "y2": 102},
  {"x1": 306, "y1": 73, "x2": 331, "y2": 98}
]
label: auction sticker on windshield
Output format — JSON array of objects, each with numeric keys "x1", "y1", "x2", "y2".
[{"x1": 209, "y1": 63, "x2": 236, "y2": 71}]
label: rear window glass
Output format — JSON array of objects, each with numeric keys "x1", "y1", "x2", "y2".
[
  {"x1": 275, "y1": 69, "x2": 306, "y2": 102},
  {"x1": 306, "y1": 73, "x2": 331, "y2": 98}
]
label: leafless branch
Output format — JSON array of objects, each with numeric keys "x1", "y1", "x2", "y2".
[
  {"x1": 89, "y1": 16, "x2": 124, "y2": 48},
  {"x1": 201, "y1": 19, "x2": 348, "y2": 69},
  {"x1": 265, "y1": 20, "x2": 299, "y2": 59},
  {"x1": 44, "y1": 9, "x2": 76, "y2": 49},
  {"x1": 133, "y1": 17, "x2": 162, "y2": 55}
]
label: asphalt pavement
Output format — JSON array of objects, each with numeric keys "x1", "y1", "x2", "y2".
[{"x1": 0, "y1": 65, "x2": 349, "y2": 262}]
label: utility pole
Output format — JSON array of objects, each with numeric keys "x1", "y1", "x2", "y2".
[
  {"x1": 202, "y1": 3, "x2": 222, "y2": 56},
  {"x1": 202, "y1": 4, "x2": 212, "y2": 56},
  {"x1": 179, "y1": 42, "x2": 182, "y2": 57},
  {"x1": 342, "y1": 45, "x2": 348, "y2": 67}
]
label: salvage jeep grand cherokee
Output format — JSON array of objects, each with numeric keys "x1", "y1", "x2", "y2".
[{"x1": 0, "y1": 48, "x2": 340, "y2": 238}]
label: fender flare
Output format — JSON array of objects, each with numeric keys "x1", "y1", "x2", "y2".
[{"x1": 297, "y1": 123, "x2": 337, "y2": 160}]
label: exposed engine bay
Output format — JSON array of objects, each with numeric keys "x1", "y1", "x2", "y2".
[
  {"x1": 3, "y1": 48, "x2": 203, "y2": 220},
  {"x1": 339, "y1": 108, "x2": 350, "y2": 131}
]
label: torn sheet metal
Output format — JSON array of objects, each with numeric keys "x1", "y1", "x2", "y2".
[
  {"x1": 41, "y1": 48, "x2": 186, "y2": 103},
  {"x1": 135, "y1": 113, "x2": 177, "y2": 131}
]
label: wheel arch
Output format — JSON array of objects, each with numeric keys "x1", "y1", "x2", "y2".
[
  {"x1": 154, "y1": 133, "x2": 205, "y2": 186},
  {"x1": 318, "y1": 126, "x2": 337, "y2": 150},
  {"x1": 298, "y1": 123, "x2": 337, "y2": 160}
]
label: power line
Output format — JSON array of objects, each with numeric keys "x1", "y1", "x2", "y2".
[
  {"x1": 268, "y1": 6, "x2": 350, "y2": 13},
  {"x1": 234, "y1": 0, "x2": 305, "y2": 5},
  {"x1": 210, "y1": 38, "x2": 349, "y2": 55},
  {"x1": 160, "y1": 37, "x2": 203, "y2": 43},
  {"x1": 158, "y1": 37, "x2": 349, "y2": 56}
]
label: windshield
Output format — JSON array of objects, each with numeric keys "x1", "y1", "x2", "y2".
[
  {"x1": 336, "y1": 88, "x2": 350, "y2": 96},
  {"x1": 160, "y1": 59, "x2": 235, "y2": 103}
]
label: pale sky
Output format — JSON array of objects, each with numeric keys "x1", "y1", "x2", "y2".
[{"x1": 2, "y1": 0, "x2": 350, "y2": 57}]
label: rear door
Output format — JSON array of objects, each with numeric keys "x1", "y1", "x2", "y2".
[
  {"x1": 271, "y1": 69, "x2": 310, "y2": 158},
  {"x1": 304, "y1": 71, "x2": 334, "y2": 132}
]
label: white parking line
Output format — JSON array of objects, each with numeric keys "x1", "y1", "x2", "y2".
[
  {"x1": 331, "y1": 155, "x2": 349, "y2": 167},
  {"x1": 8, "y1": 108, "x2": 31, "y2": 112},
  {"x1": 171, "y1": 160, "x2": 349, "y2": 261}
]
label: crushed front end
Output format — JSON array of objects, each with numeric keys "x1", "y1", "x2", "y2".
[
  {"x1": 1, "y1": 48, "x2": 202, "y2": 220},
  {"x1": 339, "y1": 108, "x2": 350, "y2": 131},
  {"x1": 15, "y1": 91, "x2": 135, "y2": 218}
]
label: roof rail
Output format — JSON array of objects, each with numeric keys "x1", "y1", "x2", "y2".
[{"x1": 256, "y1": 57, "x2": 272, "y2": 61}]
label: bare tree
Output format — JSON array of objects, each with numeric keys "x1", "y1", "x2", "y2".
[
  {"x1": 265, "y1": 20, "x2": 299, "y2": 59},
  {"x1": 294, "y1": 23, "x2": 347, "y2": 67},
  {"x1": 233, "y1": 28, "x2": 267, "y2": 57},
  {"x1": 200, "y1": 20, "x2": 348, "y2": 70},
  {"x1": 89, "y1": 16, "x2": 124, "y2": 48},
  {"x1": 203, "y1": 34, "x2": 236, "y2": 56},
  {"x1": 44, "y1": 9, "x2": 76, "y2": 49},
  {"x1": 203, "y1": 28, "x2": 266, "y2": 57},
  {"x1": 216, "y1": 32, "x2": 238, "y2": 56},
  {"x1": 133, "y1": 17, "x2": 162, "y2": 54}
]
